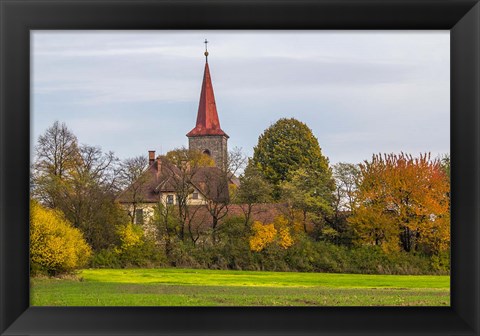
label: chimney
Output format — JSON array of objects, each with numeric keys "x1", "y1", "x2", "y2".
[
  {"x1": 156, "y1": 157, "x2": 162, "y2": 179},
  {"x1": 148, "y1": 150, "x2": 155, "y2": 165}
]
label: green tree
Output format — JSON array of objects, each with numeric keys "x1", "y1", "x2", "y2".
[
  {"x1": 236, "y1": 162, "x2": 273, "y2": 229},
  {"x1": 280, "y1": 167, "x2": 335, "y2": 234},
  {"x1": 251, "y1": 118, "x2": 332, "y2": 199},
  {"x1": 440, "y1": 154, "x2": 450, "y2": 180}
]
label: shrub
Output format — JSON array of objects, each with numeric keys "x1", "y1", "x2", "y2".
[
  {"x1": 430, "y1": 250, "x2": 450, "y2": 272},
  {"x1": 114, "y1": 223, "x2": 166, "y2": 267},
  {"x1": 90, "y1": 249, "x2": 122, "y2": 268},
  {"x1": 30, "y1": 201, "x2": 92, "y2": 275}
]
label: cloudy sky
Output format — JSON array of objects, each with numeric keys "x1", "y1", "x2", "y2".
[{"x1": 32, "y1": 31, "x2": 449, "y2": 165}]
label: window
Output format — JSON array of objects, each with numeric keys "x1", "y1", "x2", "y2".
[
  {"x1": 135, "y1": 209, "x2": 144, "y2": 225},
  {"x1": 192, "y1": 192, "x2": 199, "y2": 200},
  {"x1": 166, "y1": 195, "x2": 174, "y2": 205}
]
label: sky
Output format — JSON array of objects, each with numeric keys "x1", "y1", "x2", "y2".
[{"x1": 31, "y1": 31, "x2": 450, "y2": 165}]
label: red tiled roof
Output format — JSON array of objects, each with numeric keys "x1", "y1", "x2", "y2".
[
  {"x1": 226, "y1": 203, "x2": 286, "y2": 224},
  {"x1": 186, "y1": 62, "x2": 228, "y2": 138},
  {"x1": 178, "y1": 203, "x2": 287, "y2": 232},
  {"x1": 116, "y1": 157, "x2": 232, "y2": 204},
  {"x1": 116, "y1": 157, "x2": 179, "y2": 203}
]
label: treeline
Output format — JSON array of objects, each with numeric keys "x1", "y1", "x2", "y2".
[{"x1": 30, "y1": 119, "x2": 450, "y2": 276}]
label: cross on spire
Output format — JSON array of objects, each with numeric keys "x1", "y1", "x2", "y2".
[{"x1": 204, "y1": 39, "x2": 209, "y2": 63}]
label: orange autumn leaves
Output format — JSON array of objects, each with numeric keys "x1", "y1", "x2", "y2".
[{"x1": 348, "y1": 153, "x2": 450, "y2": 255}]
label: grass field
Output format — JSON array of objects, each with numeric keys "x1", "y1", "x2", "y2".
[{"x1": 30, "y1": 268, "x2": 450, "y2": 306}]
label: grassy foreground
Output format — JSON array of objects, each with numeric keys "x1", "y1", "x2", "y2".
[{"x1": 31, "y1": 268, "x2": 450, "y2": 306}]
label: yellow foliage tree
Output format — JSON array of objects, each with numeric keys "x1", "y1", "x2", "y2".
[
  {"x1": 30, "y1": 201, "x2": 92, "y2": 275},
  {"x1": 249, "y1": 216, "x2": 294, "y2": 252},
  {"x1": 116, "y1": 223, "x2": 144, "y2": 252},
  {"x1": 249, "y1": 221, "x2": 277, "y2": 252},
  {"x1": 273, "y1": 215, "x2": 294, "y2": 249},
  {"x1": 114, "y1": 223, "x2": 156, "y2": 267}
]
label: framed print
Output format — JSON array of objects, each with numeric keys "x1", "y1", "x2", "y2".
[{"x1": 1, "y1": 0, "x2": 479, "y2": 335}]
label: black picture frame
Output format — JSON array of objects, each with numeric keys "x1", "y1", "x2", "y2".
[{"x1": 1, "y1": 0, "x2": 479, "y2": 335}]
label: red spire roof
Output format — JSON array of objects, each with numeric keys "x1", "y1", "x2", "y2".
[{"x1": 187, "y1": 62, "x2": 228, "y2": 138}]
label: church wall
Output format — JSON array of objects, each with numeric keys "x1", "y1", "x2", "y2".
[{"x1": 189, "y1": 135, "x2": 228, "y2": 169}]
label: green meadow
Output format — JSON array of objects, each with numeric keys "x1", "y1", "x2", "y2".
[{"x1": 30, "y1": 268, "x2": 450, "y2": 306}]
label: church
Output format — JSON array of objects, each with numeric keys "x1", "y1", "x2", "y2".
[{"x1": 117, "y1": 42, "x2": 238, "y2": 225}]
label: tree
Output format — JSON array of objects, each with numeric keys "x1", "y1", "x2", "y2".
[
  {"x1": 236, "y1": 161, "x2": 272, "y2": 229},
  {"x1": 117, "y1": 155, "x2": 149, "y2": 223},
  {"x1": 32, "y1": 121, "x2": 80, "y2": 207},
  {"x1": 440, "y1": 154, "x2": 450, "y2": 180},
  {"x1": 200, "y1": 147, "x2": 246, "y2": 243},
  {"x1": 153, "y1": 201, "x2": 179, "y2": 258},
  {"x1": 56, "y1": 144, "x2": 124, "y2": 250},
  {"x1": 32, "y1": 122, "x2": 126, "y2": 251},
  {"x1": 327, "y1": 163, "x2": 361, "y2": 244},
  {"x1": 280, "y1": 167, "x2": 335, "y2": 234},
  {"x1": 164, "y1": 147, "x2": 214, "y2": 242},
  {"x1": 35, "y1": 121, "x2": 79, "y2": 179},
  {"x1": 249, "y1": 216, "x2": 294, "y2": 252},
  {"x1": 251, "y1": 118, "x2": 332, "y2": 199},
  {"x1": 333, "y1": 163, "x2": 360, "y2": 212},
  {"x1": 30, "y1": 200, "x2": 92, "y2": 275},
  {"x1": 249, "y1": 222, "x2": 277, "y2": 252},
  {"x1": 348, "y1": 153, "x2": 450, "y2": 255}
]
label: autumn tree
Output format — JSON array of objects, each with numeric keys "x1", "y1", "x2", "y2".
[
  {"x1": 251, "y1": 118, "x2": 332, "y2": 199},
  {"x1": 348, "y1": 153, "x2": 450, "y2": 255}
]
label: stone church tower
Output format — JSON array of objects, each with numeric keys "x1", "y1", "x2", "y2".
[{"x1": 187, "y1": 42, "x2": 229, "y2": 169}]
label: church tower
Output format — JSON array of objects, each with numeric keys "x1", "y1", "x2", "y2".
[{"x1": 187, "y1": 40, "x2": 229, "y2": 169}]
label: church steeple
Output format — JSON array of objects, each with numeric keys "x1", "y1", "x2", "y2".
[
  {"x1": 186, "y1": 42, "x2": 228, "y2": 138},
  {"x1": 187, "y1": 41, "x2": 229, "y2": 169}
]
